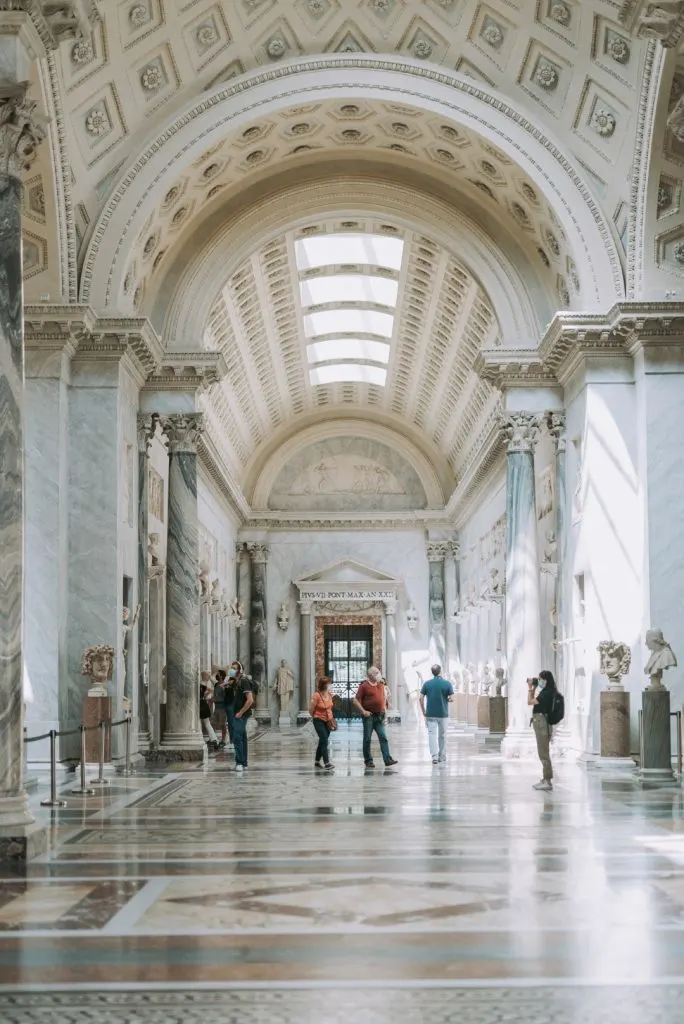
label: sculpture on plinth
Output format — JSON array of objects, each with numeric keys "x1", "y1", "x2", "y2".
[
  {"x1": 273, "y1": 659, "x2": 295, "y2": 716},
  {"x1": 148, "y1": 532, "x2": 161, "y2": 566},
  {"x1": 597, "y1": 641, "x2": 631, "y2": 691},
  {"x1": 277, "y1": 601, "x2": 290, "y2": 632},
  {"x1": 494, "y1": 667, "x2": 505, "y2": 696},
  {"x1": 644, "y1": 629, "x2": 677, "y2": 690},
  {"x1": 81, "y1": 644, "x2": 115, "y2": 697}
]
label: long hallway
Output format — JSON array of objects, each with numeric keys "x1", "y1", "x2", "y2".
[{"x1": 2, "y1": 724, "x2": 684, "y2": 1020}]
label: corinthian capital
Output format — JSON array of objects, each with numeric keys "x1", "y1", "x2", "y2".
[
  {"x1": 0, "y1": 94, "x2": 45, "y2": 178},
  {"x1": 426, "y1": 540, "x2": 451, "y2": 563},
  {"x1": 137, "y1": 412, "x2": 158, "y2": 454},
  {"x1": 546, "y1": 412, "x2": 566, "y2": 454},
  {"x1": 158, "y1": 412, "x2": 204, "y2": 453},
  {"x1": 499, "y1": 412, "x2": 542, "y2": 454},
  {"x1": 247, "y1": 542, "x2": 270, "y2": 564}
]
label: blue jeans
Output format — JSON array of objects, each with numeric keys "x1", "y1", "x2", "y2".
[
  {"x1": 362, "y1": 713, "x2": 391, "y2": 764},
  {"x1": 226, "y1": 705, "x2": 235, "y2": 744},
  {"x1": 233, "y1": 715, "x2": 248, "y2": 767},
  {"x1": 312, "y1": 718, "x2": 330, "y2": 764}
]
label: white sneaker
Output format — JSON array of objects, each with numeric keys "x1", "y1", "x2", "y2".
[
  {"x1": 235, "y1": 765, "x2": 244, "y2": 773},
  {"x1": 432, "y1": 757, "x2": 439, "y2": 764},
  {"x1": 533, "y1": 779, "x2": 552, "y2": 791}
]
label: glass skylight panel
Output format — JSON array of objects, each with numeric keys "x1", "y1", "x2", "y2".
[
  {"x1": 300, "y1": 275, "x2": 398, "y2": 308},
  {"x1": 309, "y1": 364, "x2": 388, "y2": 386},
  {"x1": 307, "y1": 339, "x2": 391, "y2": 364},
  {"x1": 303, "y1": 309, "x2": 394, "y2": 338},
  {"x1": 295, "y1": 234, "x2": 404, "y2": 271}
]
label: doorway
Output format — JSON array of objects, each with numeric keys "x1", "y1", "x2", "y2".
[{"x1": 324, "y1": 624, "x2": 373, "y2": 719}]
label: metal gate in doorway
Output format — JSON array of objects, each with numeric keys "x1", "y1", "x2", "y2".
[{"x1": 324, "y1": 624, "x2": 372, "y2": 720}]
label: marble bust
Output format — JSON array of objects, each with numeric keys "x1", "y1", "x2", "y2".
[
  {"x1": 598, "y1": 640, "x2": 631, "y2": 691},
  {"x1": 276, "y1": 601, "x2": 289, "y2": 631},
  {"x1": 644, "y1": 629, "x2": 677, "y2": 690},
  {"x1": 406, "y1": 604, "x2": 418, "y2": 631},
  {"x1": 81, "y1": 643, "x2": 115, "y2": 697}
]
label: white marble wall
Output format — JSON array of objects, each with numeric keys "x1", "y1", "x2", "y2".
[
  {"x1": 260, "y1": 530, "x2": 431, "y2": 721},
  {"x1": 197, "y1": 468, "x2": 239, "y2": 668},
  {"x1": 563, "y1": 361, "x2": 643, "y2": 755}
]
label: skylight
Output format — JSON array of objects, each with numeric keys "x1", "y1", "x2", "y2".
[
  {"x1": 295, "y1": 233, "x2": 403, "y2": 271},
  {"x1": 300, "y1": 275, "x2": 398, "y2": 307},
  {"x1": 295, "y1": 230, "x2": 405, "y2": 390},
  {"x1": 309, "y1": 364, "x2": 388, "y2": 387}
]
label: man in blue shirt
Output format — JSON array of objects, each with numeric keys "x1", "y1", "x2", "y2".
[{"x1": 420, "y1": 664, "x2": 454, "y2": 764}]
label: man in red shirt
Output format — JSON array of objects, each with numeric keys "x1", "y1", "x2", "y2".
[{"x1": 353, "y1": 666, "x2": 398, "y2": 768}]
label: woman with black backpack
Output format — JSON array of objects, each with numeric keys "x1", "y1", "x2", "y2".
[{"x1": 527, "y1": 670, "x2": 563, "y2": 791}]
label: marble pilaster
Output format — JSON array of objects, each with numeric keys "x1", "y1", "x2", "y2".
[
  {"x1": 0, "y1": 93, "x2": 46, "y2": 847},
  {"x1": 500, "y1": 413, "x2": 543, "y2": 758},
  {"x1": 155, "y1": 414, "x2": 205, "y2": 761},
  {"x1": 299, "y1": 599, "x2": 313, "y2": 716},
  {"x1": 136, "y1": 414, "x2": 157, "y2": 750},
  {"x1": 427, "y1": 542, "x2": 448, "y2": 670},
  {"x1": 236, "y1": 543, "x2": 250, "y2": 666},
  {"x1": 384, "y1": 598, "x2": 398, "y2": 712},
  {"x1": 247, "y1": 543, "x2": 269, "y2": 722},
  {"x1": 148, "y1": 564, "x2": 165, "y2": 746},
  {"x1": 443, "y1": 542, "x2": 459, "y2": 677}
]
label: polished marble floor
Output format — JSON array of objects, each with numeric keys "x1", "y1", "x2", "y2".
[{"x1": 3, "y1": 722, "x2": 684, "y2": 1020}]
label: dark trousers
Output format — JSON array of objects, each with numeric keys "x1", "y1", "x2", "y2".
[
  {"x1": 362, "y1": 713, "x2": 391, "y2": 764},
  {"x1": 226, "y1": 705, "x2": 235, "y2": 744},
  {"x1": 313, "y1": 718, "x2": 330, "y2": 764},
  {"x1": 233, "y1": 715, "x2": 248, "y2": 767}
]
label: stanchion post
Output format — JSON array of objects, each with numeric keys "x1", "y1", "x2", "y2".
[
  {"x1": 638, "y1": 709, "x2": 643, "y2": 768},
  {"x1": 40, "y1": 729, "x2": 67, "y2": 808},
  {"x1": 89, "y1": 721, "x2": 111, "y2": 786},
  {"x1": 677, "y1": 711, "x2": 682, "y2": 779},
  {"x1": 70, "y1": 726, "x2": 95, "y2": 796},
  {"x1": 119, "y1": 713, "x2": 135, "y2": 777}
]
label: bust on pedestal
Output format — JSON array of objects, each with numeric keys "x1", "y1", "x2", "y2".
[
  {"x1": 273, "y1": 660, "x2": 295, "y2": 726},
  {"x1": 596, "y1": 640, "x2": 633, "y2": 771},
  {"x1": 640, "y1": 629, "x2": 677, "y2": 784},
  {"x1": 81, "y1": 644, "x2": 114, "y2": 763}
]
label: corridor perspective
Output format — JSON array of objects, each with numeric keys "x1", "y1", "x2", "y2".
[{"x1": 3, "y1": 723, "x2": 684, "y2": 1021}]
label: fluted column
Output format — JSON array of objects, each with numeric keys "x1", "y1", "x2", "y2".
[
  {"x1": 247, "y1": 543, "x2": 269, "y2": 721},
  {"x1": 547, "y1": 412, "x2": 571, "y2": 745},
  {"x1": 0, "y1": 94, "x2": 46, "y2": 846},
  {"x1": 444, "y1": 542, "x2": 459, "y2": 676},
  {"x1": 384, "y1": 598, "x2": 399, "y2": 714},
  {"x1": 157, "y1": 414, "x2": 205, "y2": 759},
  {"x1": 500, "y1": 413, "x2": 543, "y2": 758},
  {"x1": 298, "y1": 600, "x2": 313, "y2": 716},
  {"x1": 427, "y1": 541, "x2": 449, "y2": 668},
  {"x1": 136, "y1": 414, "x2": 157, "y2": 751},
  {"x1": 236, "y1": 543, "x2": 250, "y2": 665}
]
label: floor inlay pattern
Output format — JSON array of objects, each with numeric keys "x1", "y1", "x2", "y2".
[{"x1": 4, "y1": 724, "x2": 684, "y2": 1019}]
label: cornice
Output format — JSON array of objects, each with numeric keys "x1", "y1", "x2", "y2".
[
  {"x1": 474, "y1": 349, "x2": 556, "y2": 389},
  {"x1": 24, "y1": 303, "x2": 94, "y2": 350},
  {"x1": 246, "y1": 511, "x2": 451, "y2": 532},
  {"x1": 197, "y1": 431, "x2": 251, "y2": 523},
  {"x1": 143, "y1": 351, "x2": 228, "y2": 393},
  {"x1": 447, "y1": 417, "x2": 507, "y2": 529},
  {"x1": 619, "y1": 0, "x2": 684, "y2": 47}
]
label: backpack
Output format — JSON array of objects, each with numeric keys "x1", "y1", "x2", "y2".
[{"x1": 547, "y1": 692, "x2": 565, "y2": 726}]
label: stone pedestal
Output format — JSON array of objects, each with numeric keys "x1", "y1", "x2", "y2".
[
  {"x1": 639, "y1": 687, "x2": 675, "y2": 783},
  {"x1": 600, "y1": 690, "x2": 630, "y2": 758},
  {"x1": 489, "y1": 695, "x2": 506, "y2": 735},
  {"x1": 82, "y1": 696, "x2": 111, "y2": 763},
  {"x1": 279, "y1": 715, "x2": 292, "y2": 729},
  {"x1": 477, "y1": 695, "x2": 490, "y2": 730},
  {"x1": 456, "y1": 692, "x2": 467, "y2": 722},
  {"x1": 467, "y1": 693, "x2": 478, "y2": 727}
]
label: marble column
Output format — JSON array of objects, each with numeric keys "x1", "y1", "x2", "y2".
[
  {"x1": 444, "y1": 542, "x2": 459, "y2": 677},
  {"x1": 547, "y1": 413, "x2": 571, "y2": 750},
  {"x1": 136, "y1": 414, "x2": 157, "y2": 751},
  {"x1": 236, "y1": 543, "x2": 250, "y2": 666},
  {"x1": 500, "y1": 413, "x2": 543, "y2": 758},
  {"x1": 298, "y1": 600, "x2": 313, "y2": 716},
  {"x1": 148, "y1": 563, "x2": 165, "y2": 746},
  {"x1": 248, "y1": 543, "x2": 270, "y2": 722},
  {"x1": 156, "y1": 414, "x2": 205, "y2": 760},
  {"x1": 384, "y1": 598, "x2": 399, "y2": 716},
  {"x1": 427, "y1": 541, "x2": 448, "y2": 669},
  {"x1": 0, "y1": 94, "x2": 46, "y2": 853}
]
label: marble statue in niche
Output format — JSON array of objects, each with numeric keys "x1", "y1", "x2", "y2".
[
  {"x1": 268, "y1": 436, "x2": 427, "y2": 512},
  {"x1": 428, "y1": 563, "x2": 445, "y2": 626},
  {"x1": 495, "y1": 667, "x2": 505, "y2": 696},
  {"x1": 121, "y1": 605, "x2": 140, "y2": 693},
  {"x1": 273, "y1": 660, "x2": 295, "y2": 715},
  {"x1": 198, "y1": 561, "x2": 210, "y2": 601},
  {"x1": 148, "y1": 532, "x2": 161, "y2": 566},
  {"x1": 406, "y1": 604, "x2": 419, "y2": 631},
  {"x1": 210, "y1": 578, "x2": 221, "y2": 608},
  {"x1": 644, "y1": 629, "x2": 677, "y2": 690},
  {"x1": 277, "y1": 601, "x2": 289, "y2": 631},
  {"x1": 81, "y1": 643, "x2": 115, "y2": 697},
  {"x1": 598, "y1": 640, "x2": 631, "y2": 691},
  {"x1": 149, "y1": 465, "x2": 165, "y2": 521}
]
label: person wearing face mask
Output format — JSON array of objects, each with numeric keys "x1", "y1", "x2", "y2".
[
  {"x1": 527, "y1": 670, "x2": 562, "y2": 791},
  {"x1": 227, "y1": 661, "x2": 254, "y2": 772},
  {"x1": 224, "y1": 661, "x2": 242, "y2": 753}
]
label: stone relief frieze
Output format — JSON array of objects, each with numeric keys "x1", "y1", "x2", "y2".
[{"x1": 148, "y1": 466, "x2": 164, "y2": 522}]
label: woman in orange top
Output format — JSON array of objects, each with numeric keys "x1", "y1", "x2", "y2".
[{"x1": 309, "y1": 676, "x2": 335, "y2": 771}]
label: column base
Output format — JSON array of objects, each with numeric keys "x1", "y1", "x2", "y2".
[
  {"x1": 387, "y1": 711, "x2": 401, "y2": 724},
  {"x1": 278, "y1": 715, "x2": 293, "y2": 728},
  {"x1": 0, "y1": 822, "x2": 48, "y2": 862},
  {"x1": 500, "y1": 730, "x2": 539, "y2": 760},
  {"x1": 254, "y1": 710, "x2": 272, "y2": 725},
  {"x1": 149, "y1": 733, "x2": 207, "y2": 764},
  {"x1": 637, "y1": 766, "x2": 677, "y2": 785},
  {"x1": 591, "y1": 755, "x2": 636, "y2": 773},
  {"x1": 297, "y1": 712, "x2": 311, "y2": 725}
]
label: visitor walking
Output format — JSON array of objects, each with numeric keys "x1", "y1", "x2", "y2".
[
  {"x1": 419, "y1": 664, "x2": 454, "y2": 764},
  {"x1": 309, "y1": 676, "x2": 336, "y2": 770},
  {"x1": 528, "y1": 670, "x2": 562, "y2": 791},
  {"x1": 353, "y1": 666, "x2": 398, "y2": 768},
  {"x1": 231, "y1": 662, "x2": 254, "y2": 772},
  {"x1": 212, "y1": 668, "x2": 228, "y2": 749},
  {"x1": 199, "y1": 671, "x2": 219, "y2": 752}
]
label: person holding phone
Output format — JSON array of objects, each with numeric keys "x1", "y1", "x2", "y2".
[{"x1": 528, "y1": 670, "x2": 558, "y2": 790}]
